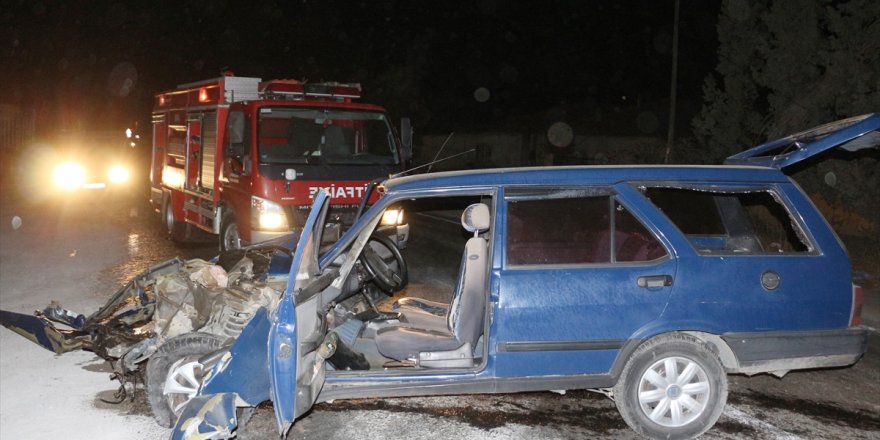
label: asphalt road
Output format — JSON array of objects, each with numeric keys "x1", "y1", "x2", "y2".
[{"x1": 1, "y1": 190, "x2": 878, "y2": 440}]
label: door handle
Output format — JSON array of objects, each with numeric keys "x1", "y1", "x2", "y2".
[{"x1": 637, "y1": 275, "x2": 673, "y2": 288}]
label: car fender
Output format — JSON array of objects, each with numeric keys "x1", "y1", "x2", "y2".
[
  {"x1": 170, "y1": 392, "x2": 238, "y2": 440},
  {"x1": 200, "y1": 307, "x2": 273, "y2": 406}
]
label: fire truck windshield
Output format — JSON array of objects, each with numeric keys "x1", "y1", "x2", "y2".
[{"x1": 258, "y1": 107, "x2": 399, "y2": 166}]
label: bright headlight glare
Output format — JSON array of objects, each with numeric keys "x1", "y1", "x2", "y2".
[
  {"x1": 108, "y1": 165, "x2": 129, "y2": 184},
  {"x1": 53, "y1": 163, "x2": 86, "y2": 190},
  {"x1": 381, "y1": 208, "x2": 404, "y2": 226},
  {"x1": 259, "y1": 212, "x2": 285, "y2": 229},
  {"x1": 252, "y1": 197, "x2": 289, "y2": 230}
]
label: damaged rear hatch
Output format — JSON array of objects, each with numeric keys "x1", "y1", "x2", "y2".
[{"x1": 725, "y1": 113, "x2": 880, "y2": 169}]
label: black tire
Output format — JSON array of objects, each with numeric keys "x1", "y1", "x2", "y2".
[
  {"x1": 220, "y1": 211, "x2": 242, "y2": 252},
  {"x1": 146, "y1": 333, "x2": 226, "y2": 427},
  {"x1": 613, "y1": 333, "x2": 728, "y2": 440},
  {"x1": 163, "y1": 195, "x2": 190, "y2": 242}
]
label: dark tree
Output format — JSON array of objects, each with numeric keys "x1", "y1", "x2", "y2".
[
  {"x1": 693, "y1": 0, "x2": 880, "y2": 158},
  {"x1": 692, "y1": 0, "x2": 880, "y2": 258}
]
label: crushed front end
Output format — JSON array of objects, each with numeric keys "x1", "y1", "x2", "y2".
[{"x1": 0, "y1": 246, "x2": 289, "y2": 396}]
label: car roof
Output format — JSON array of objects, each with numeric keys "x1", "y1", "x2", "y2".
[{"x1": 384, "y1": 165, "x2": 789, "y2": 193}]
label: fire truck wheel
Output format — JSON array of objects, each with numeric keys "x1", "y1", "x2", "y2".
[
  {"x1": 220, "y1": 212, "x2": 242, "y2": 252},
  {"x1": 163, "y1": 196, "x2": 190, "y2": 242}
]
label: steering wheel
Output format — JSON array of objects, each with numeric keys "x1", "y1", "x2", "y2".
[{"x1": 360, "y1": 235, "x2": 408, "y2": 293}]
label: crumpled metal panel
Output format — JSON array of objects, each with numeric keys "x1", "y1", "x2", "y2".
[
  {"x1": 200, "y1": 307, "x2": 272, "y2": 406},
  {"x1": 170, "y1": 392, "x2": 237, "y2": 440}
]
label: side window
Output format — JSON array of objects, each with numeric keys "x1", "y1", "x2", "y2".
[
  {"x1": 645, "y1": 187, "x2": 812, "y2": 254},
  {"x1": 506, "y1": 192, "x2": 666, "y2": 265},
  {"x1": 614, "y1": 201, "x2": 669, "y2": 262}
]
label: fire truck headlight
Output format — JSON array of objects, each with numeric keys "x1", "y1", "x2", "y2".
[
  {"x1": 259, "y1": 212, "x2": 286, "y2": 229},
  {"x1": 108, "y1": 165, "x2": 129, "y2": 184},
  {"x1": 380, "y1": 208, "x2": 404, "y2": 226},
  {"x1": 252, "y1": 197, "x2": 289, "y2": 231},
  {"x1": 53, "y1": 163, "x2": 86, "y2": 190}
]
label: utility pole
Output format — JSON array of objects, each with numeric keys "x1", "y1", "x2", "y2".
[{"x1": 664, "y1": 0, "x2": 680, "y2": 164}]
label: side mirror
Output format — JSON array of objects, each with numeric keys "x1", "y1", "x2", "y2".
[
  {"x1": 230, "y1": 157, "x2": 245, "y2": 175},
  {"x1": 227, "y1": 112, "x2": 245, "y2": 144},
  {"x1": 400, "y1": 117, "x2": 413, "y2": 161}
]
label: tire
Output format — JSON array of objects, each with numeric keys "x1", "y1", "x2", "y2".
[
  {"x1": 163, "y1": 195, "x2": 190, "y2": 243},
  {"x1": 613, "y1": 333, "x2": 728, "y2": 440},
  {"x1": 219, "y1": 211, "x2": 242, "y2": 252},
  {"x1": 146, "y1": 333, "x2": 226, "y2": 427}
]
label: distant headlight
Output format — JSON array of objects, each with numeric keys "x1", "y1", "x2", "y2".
[
  {"x1": 53, "y1": 163, "x2": 86, "y2": 190},
  {"x1": 108, "y1": 165, "x2": 129, "y2": 184},
  {"x1": 381, "y1": 208, "x2": 404, "y2": 226}
]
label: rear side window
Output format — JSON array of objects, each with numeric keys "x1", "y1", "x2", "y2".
[
  {"x1": 506, "y1": 191, "x2": 667, "y2": 265},
  {"x1": 644, "y1": 187, "x2": 812, "y2": 254}
]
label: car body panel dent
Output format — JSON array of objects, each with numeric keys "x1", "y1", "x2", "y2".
[
  {"x1": 0, "y1": 309, "x2": 87, "y2": 354},
  {"x1": 200, "y1": 307, "x2": 272, "y2": 406},
  {"x1": 170, "y1": 393, "x2": 238, "y2": 440}
]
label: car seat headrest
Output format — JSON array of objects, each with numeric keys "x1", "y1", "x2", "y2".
[{"x1": 461, "y1": 203, "x2": 491, "y2": 235}]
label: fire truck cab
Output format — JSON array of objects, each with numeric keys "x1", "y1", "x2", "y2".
[{"x1": 150, "y1": 74, "x2": 412, "y2": 250}]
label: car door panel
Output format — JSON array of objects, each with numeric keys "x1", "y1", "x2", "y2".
[
  {"x1": 270, "y1": 190, "x2": 330, "y2": 434},
  {"x1": 493, "y1": 187, "x2": 677, "y2": 377}
]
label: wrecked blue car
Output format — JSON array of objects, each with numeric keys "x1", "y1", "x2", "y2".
[
  {"x1": 2, "y1": 114, "x2": 876, "y2": 439},
  {"x1": 166, "y1": 114, "x2": 874, "y2": 439}
]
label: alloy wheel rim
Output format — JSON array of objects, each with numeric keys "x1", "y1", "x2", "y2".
[
  {"x1": 163, "y1": 358, "x2": 204, "y2": 414},
  {"x1": 637, "y1": 355, "x2": 711, "y2": 427}
]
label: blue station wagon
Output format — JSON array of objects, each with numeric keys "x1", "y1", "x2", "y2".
[
  {"x1": 1, "y1": 115, "x2": 875, "y2": 439},
  {"x1": 164, "y1": 114, "x2": 874, "y2": 439}
]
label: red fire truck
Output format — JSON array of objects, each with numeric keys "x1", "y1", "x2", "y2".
[{"x1": 149, "y1": 73, "x2": 412, "y2": 250}]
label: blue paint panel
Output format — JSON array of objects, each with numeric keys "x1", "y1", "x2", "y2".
[
  {"x1": 270, "y1": 190, "x2": 329, "y2": 432},
  {"x1": 267, "y1": 249, "x2": 294, "y2": 278},
  {"x1": 663, "y1": 253, "x2": 851, "y2": 332},
  {"x1": 494, "y1": 260, "x2": 674, "y2": 377},
  {"x1": 494, "y1": 350, "x2": 618, "y2": 377},
  {"x1": 201, "y1": 308, "x2": 272, "y2": 405},
  {"x1": 268, "y1": 299, "x2": 297, "y2": 431},
  {"x1": 0, "y1": 311, "x2": 68, "y2": 353}
]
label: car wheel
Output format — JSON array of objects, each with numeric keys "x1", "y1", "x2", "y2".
[
  {"x1": 220, "y1": 211, "x2": 242, "y2": 252},
  {"x1": 146, "y1": 333, "x2": 226, "y2": 427},
  {"x1": 163, "y1": 195, "x2": 190, "y2": 242},
  {"x1": 613, "y1": 333, "x2": 727, "y2": 440}
]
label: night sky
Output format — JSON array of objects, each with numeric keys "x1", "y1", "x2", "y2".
[{"x1": 1, "y1": 0, "x2": 720, "y2": 138}]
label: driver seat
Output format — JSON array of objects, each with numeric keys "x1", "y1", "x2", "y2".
[{"x1": 373, "y1": 203, "x2": 490, "y2": 368}]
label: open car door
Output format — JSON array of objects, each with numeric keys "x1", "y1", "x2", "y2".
[
  {"x1": 270, "y1": 189, "x2": 334, "y2": 435},
  {"x1": 725, "y1": 113, "x2": 880, "y2": 169}
]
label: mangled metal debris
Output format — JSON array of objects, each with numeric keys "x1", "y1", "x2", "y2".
[{"x1": 0, "y1": 245, "x2": 288, "y2": 400}]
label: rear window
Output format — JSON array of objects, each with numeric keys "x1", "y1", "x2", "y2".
[{"x1": 644, "y1": 187, "x2": 813, "y2": 254}]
